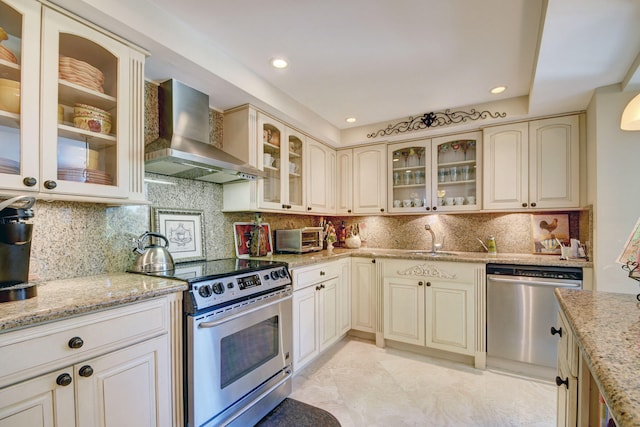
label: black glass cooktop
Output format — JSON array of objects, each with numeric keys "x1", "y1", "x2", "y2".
[{"x1": 148, "y1": 258, "x2": 288, "y2": 283}]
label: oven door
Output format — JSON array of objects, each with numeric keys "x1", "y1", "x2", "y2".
[{"x1": 186, "y1": 290, "x2": 292, "y2": 427}]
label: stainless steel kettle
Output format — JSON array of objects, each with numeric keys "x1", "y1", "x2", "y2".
[{"x1": 131, "y1": 231, "x2": 175, "y2": 273}]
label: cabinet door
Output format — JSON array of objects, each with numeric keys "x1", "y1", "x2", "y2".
[
  {"x1": 351, "y1": 257, "x2": 376, "y2": 333},
  {"x1": 40, "y1": 7, "x2": 133, "y2": 199},
  {"x1": 388, "y1": 140, "x2": 431, "y2": 213},
  {"x1": 285, "y1": 127, "x2": 305, "y2": 212},
  {"x1": 425, "y1": 280, "x2": 475, "y2": 355},
  {"x1": 482, "y1": 122, "x2": 529, "y2": 210},
  {"x1": 432, "y1": 131, "x2": 482, "y2": 212},
  {"x1": 556, "y1": 360, "x2": 578, "y2": 427},
  {"x1": 258, "y1": 112, "x2": 286, "y2": 210},
  {"x1": 0, "y1": 368, "x2": 76, "y2": 427},
  {"x1": 338, "y1": 260, "x2": 351, "y2": 335},
  {"x1": 0, "y1": 0, "x2": 41, "y2": 192},
  {"x1": 529, "y1": 115, "x2": 580, "y2": 209},
  {"x1": 75, "y1": 335, "x2": 171, "y2": 427},
  {"x1": 319, "y1": 278, "x2": 339, "y2": 351},
  {"x1": 292, "y1": 285, "x2": 319, "y2": 370},
  {"x1": 306, "y1": 138, "x2": 335, "y2": 214},
  {"x1": 353, "y1": 144, "x2": 386, "y2": 214},
  {"x1": 383, "y1": 277, "x2": 425, "y2": 346},
  {"x1": 336, "y1": 149, "x2": 353, "y2": 214}
]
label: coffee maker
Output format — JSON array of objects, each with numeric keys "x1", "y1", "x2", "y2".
[{"x1": 0, "y1": 195, "x2": 36, "y2": 302}]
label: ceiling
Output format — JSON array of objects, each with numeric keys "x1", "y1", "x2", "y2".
[{"x1": 52, "y1": 0, "x2": 640, "y2": 141}]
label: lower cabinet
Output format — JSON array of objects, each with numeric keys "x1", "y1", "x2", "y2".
[
  {"x1": 381, "y1": 259, "x2": 483, "y2": 360},
  {"x1": 351, "y1": 257, "x2": 377, "y2": 333},
  {"x1": 0, "y1": 295, "x2": 180, "y2": 427},
  {"x1": 292, "y1": 259, "x2": 350, "y2": 371}
]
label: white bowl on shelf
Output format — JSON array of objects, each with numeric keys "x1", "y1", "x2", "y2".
[{"x1": 58, "y1": 142, "x2": 100, "y2": 170}]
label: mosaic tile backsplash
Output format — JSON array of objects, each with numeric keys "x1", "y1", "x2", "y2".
[{"x1": 19, "y1": 82, "x2": 591, "y2": 281}]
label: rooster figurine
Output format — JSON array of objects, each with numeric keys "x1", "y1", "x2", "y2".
[{"x1": 539, "y1": 218, "x2": 559, "y2": 236}]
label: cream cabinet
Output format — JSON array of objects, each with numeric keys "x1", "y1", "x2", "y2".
[
  {"x1": 291, "y1": 259, "x2": 350, "y2": 371},
  {"x1": 336, "y1": 149, "x2": 353, "y2": 214},
  {"x1": 306, "y1": 138, "x2": 336, "y2": 214},
  {"x1": 381, "y1": 259, "x2": 484, "y2": 362},
  {"x1": 554, "y1": 309, "x2": 581, "y2": 427},
  {"x1": 0, "y1": 0, "x2": 146, "y2": 203},
  {"x1": 351, "y1": 257, "x2": 377, "y2": 333},
  {"x1": 0, "y1": 295, "x2": 180, "y2": 426},
  {"x1": 352, "y1": 144, "x2": 387, "y2": 214},
  {"x1": 483, "y1": 115, "x2": 581, "y2": 210},
  {"x1": 387, "y1": 132, "x2": 481, "y2": 213}
]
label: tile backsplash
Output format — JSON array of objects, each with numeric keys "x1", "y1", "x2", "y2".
[{"x1": 18, "y1": 82, "x2": 591, "y2": 281}]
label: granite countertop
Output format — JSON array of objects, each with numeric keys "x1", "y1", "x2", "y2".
[
  {"x1": 555, "y1": 289, "x2": 640, "y2": 427},
  {"x1": 257, "y1": 247, "x2": 593, "y2": 269},
  {"x1": 0, "y1": 273, "x2": 187, "y2": 332}
]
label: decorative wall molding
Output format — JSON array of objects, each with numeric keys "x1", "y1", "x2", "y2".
[
  {"x1": 367, "y1": 109, "x2": 507, "y2": 139},
  {"x1": 397, "y1": 263, "x2": 457, "y2": 279}
]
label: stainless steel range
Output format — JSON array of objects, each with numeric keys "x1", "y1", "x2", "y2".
[{"x1": 144, "y1": 258, "x2": 292, "y2": 427}]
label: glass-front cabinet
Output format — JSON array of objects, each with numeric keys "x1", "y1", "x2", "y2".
[
  {"x1": 431, "y1": 131, "x2": 481, "y2": 212},
  {"x1": 388, "y1": 140, "x2": 431, "y2": 213},
  {"x1": 0, "y1": 0, "x2": 40, "y2": 192},
  {"x1": 257, "y1": 112, "x2": 305, "y2": 212},
  {"x1": 0, "y1": 0, "x2": 145, "y2": 201}
]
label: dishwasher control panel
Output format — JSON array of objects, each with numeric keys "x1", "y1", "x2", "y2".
[{"x1": 486, "y1": 264, "x2": 583, "y2": 281}]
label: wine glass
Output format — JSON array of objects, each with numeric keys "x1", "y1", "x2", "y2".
[
  {"x1": 415, "y1": 147, "x2": 425, "y2": 166},
  {"x1": 451, "y1": 142, "x2": 461, "y2": 160},
  {"x1": 401, "y1": 150, "x2": 410, "y2": 166},
  {"x1": 438, "y1": 143, "x2": 449, "y2": 162}
]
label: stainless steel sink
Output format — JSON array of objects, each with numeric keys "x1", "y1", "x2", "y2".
[{"x1": 407, "y1": 251, "x2": 457, "y2": 256}]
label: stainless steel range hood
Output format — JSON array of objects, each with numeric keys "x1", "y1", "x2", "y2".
[{"x1": 145, "y1": 79, "x2": 263, "y2": 183}]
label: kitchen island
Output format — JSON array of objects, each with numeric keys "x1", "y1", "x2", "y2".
[{"x1": 556, "y1": 288, "x2": 640, "y2": 427}]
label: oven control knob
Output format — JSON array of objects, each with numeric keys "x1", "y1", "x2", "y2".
[
  {"x1": 270, "y1": 271, "x2": 279, "y2": 280},
  {"x1": 278, "y1": 268, "x2": 288, "y2": 278},
  {"x1": 198, "y1": 285, "x2": 212, "y2": 298},
  {"x1": 212, "y1": 282, "x2": 225, "y2": 295}
]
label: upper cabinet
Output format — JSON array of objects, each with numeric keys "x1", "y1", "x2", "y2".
[
  {"x1": 387, "y1": 132, "x2": 481, "y2": 213},
  {"x1": 483, "y1": 115, "x2": 581, "y2": 210},
  {"x1": 336, "y1": 149, "x2": 353, "y2": 214},
  {"x1": 352, "y1": 144, "x2": 387, "y2": 214},
  {"x1": 222, "y1": 105, "x2": 336, "y2": 214},
  {"x1": 0, "y1": 0, "x2": 146, "y2": 203}
]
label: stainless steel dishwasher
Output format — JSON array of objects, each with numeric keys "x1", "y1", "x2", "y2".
[{"x1": 486, "y1": 263, "x2": 582, "y2": 373}]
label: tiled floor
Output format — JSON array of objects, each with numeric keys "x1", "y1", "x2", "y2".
[{"x1": 290, "y1": 337, "x2": 556, "y2": 427}]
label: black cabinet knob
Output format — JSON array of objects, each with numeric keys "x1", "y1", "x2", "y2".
[
  {"x1": 320, "y1": 271, "x2": 325, "y2": 276},
  {"x1": 44, "y1": 180, "x2": 57, "y2": 190},
  {"x1": 531, "y1": 202, "x2": 537, "y2": 207},
  {"x1": 522, "y1": 202, "x2": 528, "y2": 208},
  {"x1": 418, "y1": 281, "x2": 424, "y2": 286},
  {"x1": 68, "y1": 336, "x2": 84, "y2": 349},
  {"x1": 347, "y1": 209, "x2": 352, "y2": 213},
  {"x1": 371, "y1": 259, "x2": 376, "y2": 264},
  {"x1": 79, "y1": 365, "x2": 94, "y2": 377},
  {"x1": 555, "y1": 376, "x2": 569, "y2": 389},
  {"x1": 425, "y1": 207, "x2": 430, "y2": 211},
  {"x1": 56, "y1": 373, "x2": 72, "y2": 386},
  {"x1": 426, "y1": 281, "x2": 431, "y2": 287},
  {"x1": 380, "y1": 208, "x2": 384, "y2": 212},
  {"x1": 23, "y1": 177, "x2": 37, "y2": 187},
  {"x1": 307, "y1": 207, "x2": 312, "y2": 211},
  {"x1": 432, "y1": 207, "x2": 437, "y2": 211},
  {"x1": 550, "y1": 326, "x2": 563, "y2": 337}
]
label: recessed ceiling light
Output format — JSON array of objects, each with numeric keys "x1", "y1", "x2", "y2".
[
  {"x1": 270, "y1": 57, "x2": 289, "y2": 69},
  {"x1": 345, "y1": 117, "x2": 357, "y2": 123},
  {"x1": 490, "y1": 86, "x2": 507, "y2": 94}
]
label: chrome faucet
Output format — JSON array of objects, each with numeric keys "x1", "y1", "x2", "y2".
[{"x1": 425, "y1": 224, "x2": 437, "y2": 253}]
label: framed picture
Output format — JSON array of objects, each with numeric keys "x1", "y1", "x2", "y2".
[
  {"x1": 151, "y1": 208, "x2": 206, "y2": 263},
  {"x1": 234, "y1": 222, "x2": 273, "y2": 258},
  {"x1": 531, "y1": 213, "x2": 570, "y2": 254}
]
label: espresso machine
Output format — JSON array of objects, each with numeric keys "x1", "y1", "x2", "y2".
[{"x1": 0, "y1": 195, "x2": 36, "y2": 302}]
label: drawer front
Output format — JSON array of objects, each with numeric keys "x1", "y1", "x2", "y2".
[
  {"x1": 292, "y1": 261, "x2": 341, "y2": 290},
  {"x1": 380, "y1": 259, "x2": 481, "y2": 283},
  {"x1": 0, "y1": 297, "x2": 169, "y2": 387}
]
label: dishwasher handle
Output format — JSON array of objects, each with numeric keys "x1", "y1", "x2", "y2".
[{"x1": 487, "y1": 274, "x2": 582, "y2": 288}]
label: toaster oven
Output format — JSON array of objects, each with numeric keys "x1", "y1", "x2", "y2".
[{"x1": 275, "y1": 227, "x2": 323, "y2": 253}]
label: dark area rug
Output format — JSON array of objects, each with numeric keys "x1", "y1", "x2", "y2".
[{"x1": 254, "y1": 398, "x2": 341, "y2": 427}]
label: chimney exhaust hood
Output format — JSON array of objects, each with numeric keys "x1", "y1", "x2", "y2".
[{"x1": 145, "y1": 79, "x2": 264, "y2": 183}]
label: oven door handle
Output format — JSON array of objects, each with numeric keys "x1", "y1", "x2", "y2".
[{"x1": 198, "y1": 294, "x2": 292, "y2": 328}]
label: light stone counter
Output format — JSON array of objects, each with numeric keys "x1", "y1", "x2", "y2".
[
  {"x1": 256, "y1": 248, "x2": 593, "y2": 269},
  {"x1": 555, "y1": 289, "x2": 640, "y2": 427},
  {"x1": 0, "y1": 273, "x2": 187, "y2": 332}
]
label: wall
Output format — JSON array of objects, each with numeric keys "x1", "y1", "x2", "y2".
[
  {"x1": 24, "y1": 82, "x2": 590, "y2": 281},
  {"x1": 588, "y1": 85, "x2": 640, "y2": 293}
]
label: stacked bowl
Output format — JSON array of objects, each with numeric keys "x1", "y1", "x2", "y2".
[
  {"x1": 0, "y1": 78, "x2": 20, "y2": 114},
  {"x1": 73, "y1": 103, "x2": 112, "y2": 134},
  {"x1": 59, "y1": 56, "x2": 105, "y2": 93}
]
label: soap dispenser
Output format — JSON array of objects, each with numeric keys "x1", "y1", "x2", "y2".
[{"x1": 487, "y1": 236, "x2": 497, "y2": 255}]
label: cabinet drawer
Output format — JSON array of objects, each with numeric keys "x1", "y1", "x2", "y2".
[
  {"x1": 292, "y1": 261, "x2": 341, "y2": 290},
  {"x1": 0, "y1": 297, "x2": 169, "y2": 387}
]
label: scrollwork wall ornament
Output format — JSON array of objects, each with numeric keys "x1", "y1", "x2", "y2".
[
  {"x1": 367, "y1": 109, "x2": 507, "y2": 139},
  {"x1": 397, "y1": 264, "x2": 457, "y2": 280}
]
